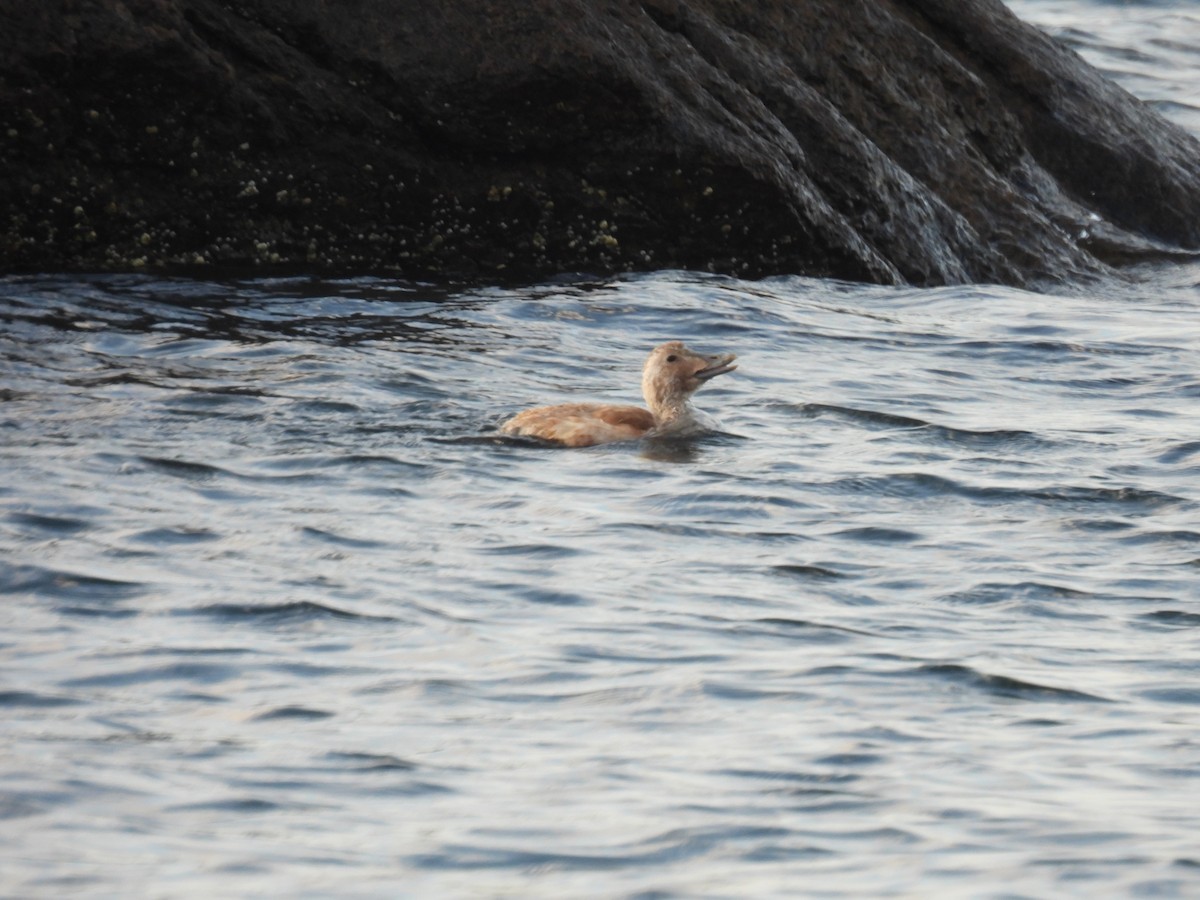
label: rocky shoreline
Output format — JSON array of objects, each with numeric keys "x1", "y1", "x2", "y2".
[{"x1": 3, "y1": 0, "x2": 1200, "y2": 286}]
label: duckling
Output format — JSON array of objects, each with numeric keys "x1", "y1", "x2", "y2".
[{"x1": 501, "y1": 341, "x2": 737, "y2": 447}]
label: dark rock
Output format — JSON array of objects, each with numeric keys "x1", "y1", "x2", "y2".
[{"x1": 2, "y1": 0, "x2": 1199, "y2": 286}]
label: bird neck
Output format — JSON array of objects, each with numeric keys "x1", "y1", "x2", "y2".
[{"x1": 647, "y1": 395, "x2": 696, "y2": 426}]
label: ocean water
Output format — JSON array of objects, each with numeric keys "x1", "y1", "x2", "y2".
[
  {"x1": 1005, "y1": 0, "x2": 1200, "y2": 135},
  {"x1": 4, "y1": 3, "x2": 1200, "y2": 898}
]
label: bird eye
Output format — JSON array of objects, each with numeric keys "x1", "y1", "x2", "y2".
[{"x1": 666, "y1": 354, "x2": 677, "y2": 363}]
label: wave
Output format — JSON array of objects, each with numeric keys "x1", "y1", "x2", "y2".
[
  {"x1": 815, "y1": 472, "x2": 1187, "y2": 511},
  {"x1": 0, "y1": 690, "x2": 83, "y2": 708},
  {"x1": 409, "y1": 824, "x2": 801, "y2": 872},
  {"x1": 182, "y1": 600, "x2": 399, "y2": 624},
  {"x1": 5, "y1": 511, "x2": 92, "y2": 534},
  {"x1": 1139, "y1": 610, "x2": 1200, "y2": 628},
  {"x1": 939, "y1": 581, "x2": 1095, "y2": 606},
  {"x1": 908, "y1": 663, "x2": 1110, "y2": 703},
  {"x1": 61, "y1": 661, "x2": 241, "y2": 688},
  {"x1": 774, "y1": 402, "x2": 1044, "y2": 448},
  {"x1": 253, "y1": 706, "x2": 335, "y2": 721},
  {"x1": 0, "y1": 562, "x2": 147, "y2": 602}
]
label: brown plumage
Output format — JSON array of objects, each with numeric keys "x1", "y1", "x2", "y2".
[{"x1": 500, "y1": 341, "x2": 738, "y2": 447}]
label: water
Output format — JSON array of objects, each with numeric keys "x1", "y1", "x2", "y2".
[
  {"x1": 4, "y1": 4, "x2": 1200, "y2": 898},
  {"x1": 1005, "y1": 0, "x2": 1200, "y2": 136},
  {"x1": 6, "y1": 268, "x2": 1200, "y2": 896}
]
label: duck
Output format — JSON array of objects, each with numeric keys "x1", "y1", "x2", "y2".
[{"x1": 500, "y1": 341, "x2": 738, "y2": 447}]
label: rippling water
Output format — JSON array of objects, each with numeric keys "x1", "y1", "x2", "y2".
[
  {"x1": 5, "y1": 265, "x2": 1200, "y2": 896},
  {"x1": 1006, "y1": 0, "x2": 1200, "y2": 136},
  {"x1": 5, "y1": 4, "x2": 1200, "y2": 897}
]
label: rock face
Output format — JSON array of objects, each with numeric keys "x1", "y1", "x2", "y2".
[{"x1": 3, "y1": 0, "x2": 1200, "y2": 286}]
